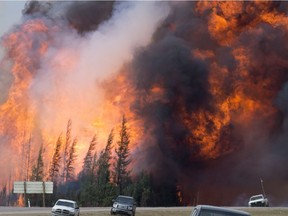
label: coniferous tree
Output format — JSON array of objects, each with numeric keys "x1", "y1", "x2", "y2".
[
  {"x1": 29, "y1": 145, "x2": 45, "y2": 207},
  {"x1": 79, "y1": 135, "x2": 98, "y2": 206},
  {"x1": 91, "y1": 151, "x2": 98, "y2": 179},
  {"x1": 96, "y1": 129, "x2": 115, "y2": 205},
  {"x1": 30, "y1": 145, "x2": 44, "y2": 181},
  {"x1": 97, "y1": 129, "x2": 113, "y2": 185},
  {"x1": 133, "y1": 171, "x2": 153, "y2": 206},
  {"x1": 114, "y1": 115, "x2": 132, "y2": 194},
  {"x1": 63, "y1": 119, "x2": 72, "y2": 183},
  {"x1": 82, "y1": 135, "x2": 97, "y2": 177},
  {"x1": 49, "y1": 135, "x2": 62, "y2": 182},
  {"x1": 65, "y1": 138, "x2": 77, "y2": 182}
]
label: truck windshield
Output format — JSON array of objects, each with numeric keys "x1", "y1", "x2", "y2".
[
  {"x1": 56, "y1": 201, "x2": 74, "y2": 208},
  {"x1": 116, "y1": 196, "x2": 133, "y2": 204},
  {"x1": 250, "y1": 195, "x2": 263, "y2": 201}
]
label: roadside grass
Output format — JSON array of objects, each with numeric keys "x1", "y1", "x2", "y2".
[{"x1": 244, "y1": 207, "x2": 288, "y2": 216}]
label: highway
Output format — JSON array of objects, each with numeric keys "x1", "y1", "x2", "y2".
[
  {"x1": 0, "y1": 207, "x2": 108, "y2": 215},
  {"x1": 0, "y1": 206, "x2": 287, "y2": 216}
]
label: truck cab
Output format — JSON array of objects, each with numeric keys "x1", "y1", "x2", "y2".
[{"x1": 248, "y1": 194, "x2": 269, "y2": 207}]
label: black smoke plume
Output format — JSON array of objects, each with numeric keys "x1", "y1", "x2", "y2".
[
  {"x1": 127, "y1": 1, "x2": 288, "y2": 206},
  {"x1": 23, "y1": 1, "x2": 115, "y2": 34}
]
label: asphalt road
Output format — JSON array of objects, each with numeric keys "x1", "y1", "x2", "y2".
[
  {"x1": 0, "y1": 206, "x2": 110, "y2": 214},
  {"x1": 0, "y1": 207, "x2": 189, "y2": 215},
  {"x1": 0, "y1": 206, "x2": 287, "y2": 216}
]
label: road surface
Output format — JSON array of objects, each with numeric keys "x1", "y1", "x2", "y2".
[{"x1": 0, "y1": 206, "x2": 287, "y2": 216}]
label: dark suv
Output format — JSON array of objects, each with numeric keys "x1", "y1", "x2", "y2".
[{"x1": 111, "y1": 195, "x2": 136, "y2": 216}]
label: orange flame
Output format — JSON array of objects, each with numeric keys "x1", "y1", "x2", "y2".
[{"x1": 1, "y1": 2, "x2": 287, "y2": 200}]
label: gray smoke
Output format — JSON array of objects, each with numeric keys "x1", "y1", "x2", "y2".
[{"x1": 0, "y1": 1, "x2": 170, "y2": 186}]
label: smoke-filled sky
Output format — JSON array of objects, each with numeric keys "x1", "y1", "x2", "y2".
[
  {"x1": 0, "y1": 1, "x2": 25, "y2": 57},
  {"x1": 2, "y1": 0, "x2": 288, "y2": 207}
]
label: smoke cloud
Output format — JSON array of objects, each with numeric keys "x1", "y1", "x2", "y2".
[
  {"x1": 0, "y1": 1, "x2": 170, "y2": 186},
  {"x1": 125, "y1": 1, "x2": 288, "y2": 205}
]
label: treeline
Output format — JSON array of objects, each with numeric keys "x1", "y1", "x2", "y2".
[{"x1": 0, "y1": 116, "x2": 180, "y2": 207}]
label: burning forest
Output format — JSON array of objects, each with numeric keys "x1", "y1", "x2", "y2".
[{"x1": 1, "y1": 0, "x2": 288, "y2": 206}]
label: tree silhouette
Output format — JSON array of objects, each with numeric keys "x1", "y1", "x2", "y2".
[
  {"x1": 49, "y1": 135, "x2": 62, "y2": 182},
  {"x1": 83, "y1": 135, "x2": 97, "y2": 177},
  {"x1": 79, "y1": 135, "x2": 98, "y2": 206},
  {"x1": 30, "y1": 145, "x2": 44, "y2": 181},
  {"x1": 65, "y1": 138, "x2": 77, "y2": 182},
  {"x1": 63, "y1": 119, "x2": 72, "y2": 183},
  {"x1": 114, "y1": 116, "x2": 132, "y2": 194},
  {"x1": 96, "y1": 129, "x2": 115, "y2": 205}
]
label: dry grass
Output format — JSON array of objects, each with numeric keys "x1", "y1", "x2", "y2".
[{"x1": 243, "y1": 207, "x2": 288, "y2": 216}]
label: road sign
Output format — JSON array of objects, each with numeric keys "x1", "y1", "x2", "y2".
[
  {"x1": 14, "y1": 181, "x2": 53, "y2": 194},
  {"x1": 13, "y1": 181, "x2": 53, "y2": 207}
]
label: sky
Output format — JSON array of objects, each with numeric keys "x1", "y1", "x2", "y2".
[{"x1": 0, "y1": 1, "x2": 26, "y2": 57}]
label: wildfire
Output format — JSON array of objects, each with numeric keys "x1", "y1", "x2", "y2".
[
  {"x1": 0, "y1": 17, "x2": 123, "y2": 184},
  {"x1": 2, "y1": 0, "x2": 288, "y2": 206},
  {"x1": 0, "y1": 19, "x2": 50, "y2": 182}
]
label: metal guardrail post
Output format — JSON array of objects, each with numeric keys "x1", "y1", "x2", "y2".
[{"x1": 42, "y1": 181, "x2": 46, "y2": 207}]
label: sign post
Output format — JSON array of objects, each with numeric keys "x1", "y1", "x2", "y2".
[
  {"x1": 24, "y1": 181, "x2": 27, "y2": 207},
  {"x1": 14, "y1": 181, "x2": 53, "y2": 207}
]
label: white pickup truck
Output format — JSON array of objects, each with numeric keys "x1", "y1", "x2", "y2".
[
  {"x1": 51, "y1": 199, "x2": 80, "y2": 216},
  {"x1": 248, "y1": 194, "x2": 269, "y2": 207}
]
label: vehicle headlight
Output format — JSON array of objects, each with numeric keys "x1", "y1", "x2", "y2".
[
  {"x1": 128, "y1": 206, "x2": 132, "y2": 210},
  {"x1": 113, "y1": 203, "x2": 118, "y2": 207}
]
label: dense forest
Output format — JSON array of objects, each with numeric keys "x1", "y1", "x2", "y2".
[{"x1": 0, "y1": 116, "x2": 180, "y2": 207}]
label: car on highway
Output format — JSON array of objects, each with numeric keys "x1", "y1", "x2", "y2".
[
  {"x1": 191, "y1": 205, "x2": 251, "y2": 216},
  {"x1": 248, "y1": 194, "x2": 269, "y2": 207},
  {"x1": 111, "y1": 195, "x2": 136, "y2": 216},
  {"x1": 51, "y1": 199, "x2": 80, "y2": 216}
]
